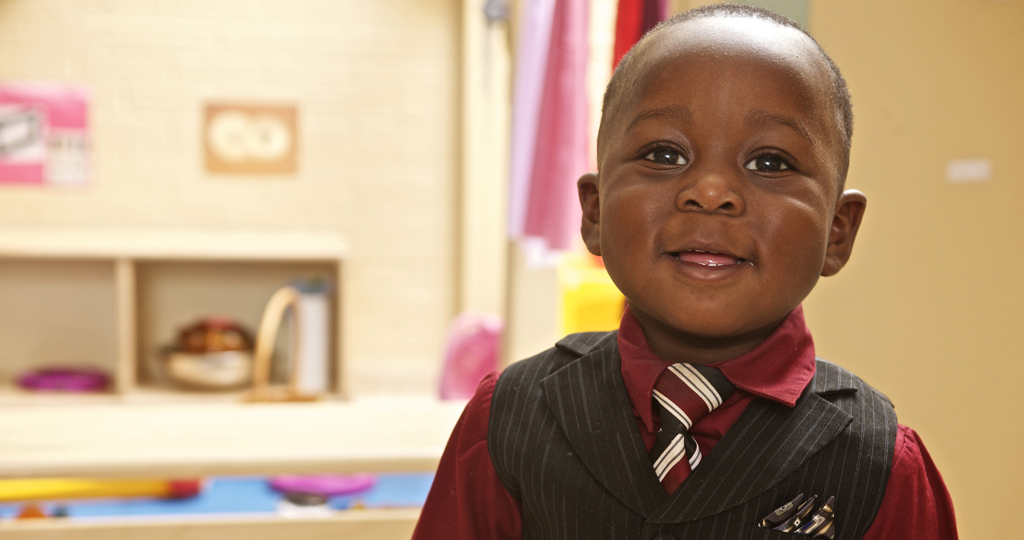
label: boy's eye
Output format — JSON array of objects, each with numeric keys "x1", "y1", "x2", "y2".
[
  {"x1": 644, "y1": 149, "x2": 687, "y2": 166},
  {"x1": 745, "y1": 155, "x2": 790, "y2": 172}
]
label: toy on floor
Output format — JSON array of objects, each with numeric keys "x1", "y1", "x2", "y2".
[
  {"x1": 558, "y1": 252, "x2": 625, "y2": 334},
  {"x1": 17, "y1": 367, "x2": 110, "y2": 392},
  {"x1": 268, "y1": 474, "x2": 376, "y2": 497},
  {"x1": 269, "y1": 474, "x2": 377, "y2": 518},
  {"x1": 439, "y1": 312, "x2": 502, "y2": 400},
  {"x1": 0, "y1": 473, "x2": 432, "y2": 520},
  {"x1": 0, "y1": 478, "x2": 201, "y2": 503}
]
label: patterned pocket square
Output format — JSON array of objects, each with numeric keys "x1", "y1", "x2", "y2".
[{"x1": 758, "y1": 493, "x2": 836, "y2": 538}]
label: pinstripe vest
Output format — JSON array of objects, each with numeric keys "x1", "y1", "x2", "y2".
[{"x1": 489, "y1": 332, "x2": 897, "y2": 540}]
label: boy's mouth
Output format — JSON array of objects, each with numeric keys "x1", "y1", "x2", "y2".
[{"x1": 670, "y1": 249, "x2": 751, "y2": 267}]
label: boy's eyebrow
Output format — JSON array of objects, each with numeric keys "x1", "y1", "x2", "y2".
[
  {"x1": 746, "y1": 110, "x2": 815, "y2": 145},
  {"x1": 624, "y1": 106, "x2": 816, "y2": 147},
  {"x1": 625, "y1": 104, "x2": 692, "y2": 134}
]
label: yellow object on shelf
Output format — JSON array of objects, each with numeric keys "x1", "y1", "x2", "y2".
[
  {"x1": 558, "y1": 253, "x2": 625, "y2": 335},
  {"x1": 0, "y1": 478, "x2": 200, "y2": 502}
]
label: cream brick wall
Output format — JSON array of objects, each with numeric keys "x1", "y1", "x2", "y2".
[{"x1": 0, "y1": 0, "x2": 460, "y2": 395}]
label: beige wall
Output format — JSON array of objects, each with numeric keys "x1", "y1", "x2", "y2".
[
  {"x1": 459, "y1": 0, "x2": 510, "y2": 318},
  {"x1": 0, "y1": 0, "x2": 460, "y2": 394},
  {"x1": 806, "y1": 2, "x2": 1024, "y2": 538}
]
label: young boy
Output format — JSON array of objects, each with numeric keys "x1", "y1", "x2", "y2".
[{"x1": 414, "y1": 5, "x2": 956, "y2": 539}]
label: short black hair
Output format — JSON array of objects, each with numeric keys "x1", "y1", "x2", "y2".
[{"x1": 599, "y1": 3, "x2": 854, "y2": 178}]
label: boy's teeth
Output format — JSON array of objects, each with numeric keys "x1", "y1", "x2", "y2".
[{"x1": 676, "y1": 251, "x2": 741, "y2": 266}]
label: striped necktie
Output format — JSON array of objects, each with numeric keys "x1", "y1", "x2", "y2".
[{"x1": 650, "y1": 363, "x2": 736, "y2": 494}]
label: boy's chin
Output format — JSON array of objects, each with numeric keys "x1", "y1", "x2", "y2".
[
  {"x1": 639, "y1": 304, "x2": 793, "y2": 343},
  {"x1": 666, "y1": 319, "x2": 772, "y2": 341}
]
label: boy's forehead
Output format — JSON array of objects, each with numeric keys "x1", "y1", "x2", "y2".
[
  {"x1": 610, "y1": 16, "x2": 835, "y2": 134},
  {"x1": 644, "y1": 16, "x2": 820, "y2": 66}
]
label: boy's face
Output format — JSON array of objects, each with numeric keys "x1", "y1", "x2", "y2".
[{"x1": 580, "y1": 16, "x2": 866, "y2": 361}]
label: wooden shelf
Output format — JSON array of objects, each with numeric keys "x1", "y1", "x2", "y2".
[
  {"x1": 0, "y1": 397, "x2": 465, "y2": 479},
  {"x1": 0, "y1": 229, "x2": 349, "y2": 261},
  {"x1": 0, "y1": 382, "x2": 271, "y2": 406},
  {"x1": 0, "y1": 508, "x2": 421, "y2": 540},
  {"x1": 0, "y1": 382, "x2": 119, "y2": 406},
  {"x1": 0, "y1": 231, "x2": 451, "y2": 540},
  {"x1": 0, "y1": 228, "x2": 349, "y2": 401}
]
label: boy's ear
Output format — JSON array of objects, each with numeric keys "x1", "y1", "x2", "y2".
[
  {"x1": 577, "y1": 172, "x2": 601, "y2": 256},
  {"x1": 821, "y1": 189, "x2": 867, "y2": 277}
]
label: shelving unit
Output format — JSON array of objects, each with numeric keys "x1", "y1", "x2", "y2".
[
  {"x1": 0, "y1": 229, "x2": 465, "y2": 540},
  {"x1": 0, "y1": 229, "x2": 349, "y2": 402}
]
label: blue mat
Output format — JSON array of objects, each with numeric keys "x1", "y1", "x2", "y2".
[{"x1": 0, "y1": 472, "x2": 434, "y2": 520}]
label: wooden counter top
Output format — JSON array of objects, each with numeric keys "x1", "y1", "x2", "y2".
[
  {"x1": 0, "y1": 509, "x2": 422, "y2": 540},
  {"x1": 0, "y1": 398, "x2": 465, "y2": 479},
  {"x1": 0, "y1": 229, "x2": 349, "y2": 261}
]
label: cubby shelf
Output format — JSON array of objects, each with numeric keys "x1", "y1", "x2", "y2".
[{"x1": 0, "y1": 229, "x2": 349, "y2": 402}]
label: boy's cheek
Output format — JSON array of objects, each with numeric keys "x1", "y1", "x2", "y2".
[{"x1": 599, "y1": 205, "x2": 659, "y2": 257}]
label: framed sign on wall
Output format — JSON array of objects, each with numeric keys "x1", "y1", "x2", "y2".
[
  {"x1": 204, "y1": 103, "x2": 298, "y2": 176},
  {"x1": 0, "y1": 83, "x2": 90, "y2": 186}
]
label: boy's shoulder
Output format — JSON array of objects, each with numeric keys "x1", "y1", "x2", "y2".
[{"x1": 809, "y1": 357, "x2": 895, "y2": 409}]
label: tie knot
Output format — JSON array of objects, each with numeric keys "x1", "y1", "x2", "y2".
[{"x1": 653, "y1": 363, "x2": 736, "y2": 432}]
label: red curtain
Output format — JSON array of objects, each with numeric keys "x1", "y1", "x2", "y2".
[{"x1": 613, "y1": 0, "x2": 668, "y2": 69}]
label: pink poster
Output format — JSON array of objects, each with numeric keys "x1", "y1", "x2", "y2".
[{"x1": 0, "y1": 83, "x2": 89, "y2": 186}]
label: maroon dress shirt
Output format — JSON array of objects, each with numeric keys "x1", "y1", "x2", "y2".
[{"x1": 413, "y1": 305, "x2": 958, "y2": 539}]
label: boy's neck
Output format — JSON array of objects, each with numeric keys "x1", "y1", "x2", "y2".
[{"x1": 629, "y1": 304, "x2": 787, "y2": 366}]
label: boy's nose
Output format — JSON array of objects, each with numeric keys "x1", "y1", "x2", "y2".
[{"x1": 675, "y1": 171, "x2": 745, "y2": 216}]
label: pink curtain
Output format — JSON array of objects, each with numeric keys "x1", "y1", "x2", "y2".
[
  {"x1": 511, "y1": 0, "x2": 590, "y2": 253},
  {"x1": 508, "y1": 0, "x2": 556, "y2": 239}
]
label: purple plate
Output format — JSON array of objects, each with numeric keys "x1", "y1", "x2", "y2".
[
  {"x1": 18, "y1": 367, "x2": 110, "y2": 392},
  {"x1": 269, "y1": 474, "x2": 376, "y2": 497}
]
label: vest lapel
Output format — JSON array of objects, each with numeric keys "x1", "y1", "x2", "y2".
[
  {"x1": 648, "y1": 378, "x2": 854, "y2": 524},
  {"x1": 540, "y1": 332, "x2": 667, "y2": 518}
]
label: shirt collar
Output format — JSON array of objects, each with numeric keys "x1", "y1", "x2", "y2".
[{"x1": 617, "y1": 304, "x2": 817, "y2": 433}]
